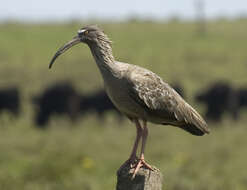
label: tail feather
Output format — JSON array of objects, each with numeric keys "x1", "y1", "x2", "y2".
[
  {"x1": 180, "y1": 123, "x2": 206, "y2": 136},
  {"x1": 174, "y1": 100, "x2": 210, "y2": 136}
]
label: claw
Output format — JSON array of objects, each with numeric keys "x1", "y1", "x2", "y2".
[{"x1": 131, "y1": 159, "x2": 153, "y2": 179}]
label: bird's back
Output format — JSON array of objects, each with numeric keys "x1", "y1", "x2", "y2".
[{"x1": 104, "y1": 62, "x2": 209, "y2": 136}]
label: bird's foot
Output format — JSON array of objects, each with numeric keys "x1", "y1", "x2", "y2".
[{"x1": 131, "y1": 158, "x2": 153, "y2": 179}]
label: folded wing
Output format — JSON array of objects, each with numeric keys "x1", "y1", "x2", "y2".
[{"x1": 126, "y1": 66, "x2": 210, "y2": 136}]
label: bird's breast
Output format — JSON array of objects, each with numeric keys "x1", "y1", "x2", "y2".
[{"x1": 103, "y1": 77, "x2": 147, "y2": 119}]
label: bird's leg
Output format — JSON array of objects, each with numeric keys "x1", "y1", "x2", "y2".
[
  {"x1": 129, "y1": 120, "x2": 143, "y2": 164},
  {"x1": 132, "y1": 120, "x2": 153, "y2": 179},
  {"x1": 117, "y1": 119, "x2": 142, "y2": 173}
]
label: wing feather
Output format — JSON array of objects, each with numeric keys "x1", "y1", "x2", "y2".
[{"x1": 126, "y1": 66, "x2": 210, "y2": 135}]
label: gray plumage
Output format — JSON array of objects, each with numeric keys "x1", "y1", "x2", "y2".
[
  {"x1": 50, "y1": 25, "x2": 209, "y2": 135},
  {"x1": 49, "y1": 25, "x2": 209, "y2": 177}
]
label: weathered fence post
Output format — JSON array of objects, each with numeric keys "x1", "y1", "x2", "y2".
[{"x1": 116, "y1": 163, "x2": 163, "y2": 190}]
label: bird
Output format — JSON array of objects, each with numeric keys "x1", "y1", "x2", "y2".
[{"x1": 49, "y1": 25, "x2": 210, "y2": 179}]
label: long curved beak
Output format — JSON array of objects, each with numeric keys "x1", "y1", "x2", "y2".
[{"x1": 49, "y1": 36, "x2": 81, "y2": 69}]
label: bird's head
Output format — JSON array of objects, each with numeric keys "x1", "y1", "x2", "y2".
[
  {"x1": 49, "y1": 25, "x2": 109, "y2": 69},
  {"x1": 77, "y1": 25, "x2": 105, "y2": 43}
]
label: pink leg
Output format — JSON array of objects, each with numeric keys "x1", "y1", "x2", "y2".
[
  {"x1": 132, "y1": 120, "x2": 153, "y2": 179},
  {"x1": 118, "y1": 119, "x2": 143, "y2": 172},
  {"x1": 140, "y1": 120, "x2": 150, "y2": 161},
  {"x1": 129, "y1": 120, "x2": 143, "y2": 162}
]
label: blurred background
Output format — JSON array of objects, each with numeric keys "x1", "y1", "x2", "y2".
[{"x1": 0, "y1": 0, "x2": 247, "y2": 189}]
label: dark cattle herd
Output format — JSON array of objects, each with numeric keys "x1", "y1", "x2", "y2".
[
  {"x1": 32, "y1": 83, "x2": 81, "y2": 127},
  {"x1": 0, "y1": 81, "x2": 246, "y2": 128},
  {"x1": 195, "y1": 82, "x2": 247, "y2": 122},
  {"x1": 0, "y1": 87, "x2": 20, "y2": 116},
  {"x1": 195, "y1": 82, "x2": 238, "y2": 122},
  {"x1": 32, "y1": 83, "x2": 123, "y2": 128}
]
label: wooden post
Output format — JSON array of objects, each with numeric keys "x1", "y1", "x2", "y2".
[{"x1": 116, "y1": 163, "x2": 163, "y2": 190}]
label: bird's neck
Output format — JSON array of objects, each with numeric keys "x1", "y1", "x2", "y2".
[{"x1": 88, "y1": 39, "x2": 119, "y2": 76}]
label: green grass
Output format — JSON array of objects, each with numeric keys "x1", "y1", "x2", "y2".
[{"x1": 0, "y1": 20, "x2": 247, "y2": 189}]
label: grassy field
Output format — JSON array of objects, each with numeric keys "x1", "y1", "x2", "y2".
[{"x1": 0, "y1": 20, "x2": 247, "y2": 190}]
